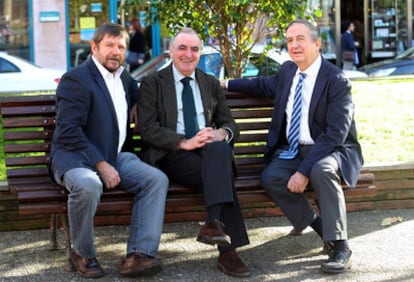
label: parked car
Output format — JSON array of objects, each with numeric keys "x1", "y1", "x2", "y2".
[
  {"x1": 70, "y1": 43, "x2": 91, "y2": 67},
  {"x1": 359, "y1": 47, "x2": 414, "y2": 77},
  {"x1": 131, "y1": 45, "x2": 366, "y2": 82},
  {"x1": 0, "y1": 51, "x2": 65, "y2": 94},
  {"x1": 130, "y1": 45, "x2": 291, "y2": 83}
]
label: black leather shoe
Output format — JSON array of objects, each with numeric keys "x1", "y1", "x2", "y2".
[
  {"x1": 321, "y1": 249, "x2": 352, "y2": 274},
  {"x1": 69, "y1": 250, "x2": 104, "y2": 278}
]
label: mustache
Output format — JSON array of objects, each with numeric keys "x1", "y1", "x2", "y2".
[{"x1": 108, "y1": 56, "x2": 121, "y2": 61}]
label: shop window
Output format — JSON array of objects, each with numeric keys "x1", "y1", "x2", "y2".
[
  {"x1": 309, "y1": 0, "x2": 336, "y2": 60},
  {"x1": 68, "y1": 1, "x2": 110, "y2": 67},
  {"x1": 370, "y1": 0, "x2": 408, "y2": 58},
  {"x1": 0, "y1": 0, "x2": 30, "y2": 60}
]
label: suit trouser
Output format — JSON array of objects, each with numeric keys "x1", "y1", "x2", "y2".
[
  {"x1": 159, "y1": 141, "x2": 249, "y2": 250},
  {"x1": 261, "y1": 146, "x2": 348, "y2": 241}
]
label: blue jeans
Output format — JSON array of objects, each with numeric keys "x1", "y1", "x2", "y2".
[{"x1": 55, "y1": 152, "x2": 168, "y2": 258}]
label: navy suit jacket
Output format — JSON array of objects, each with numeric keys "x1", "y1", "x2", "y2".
[
  {"x1": 228, "y1": 58, "x2": 363, "y2": 187},
  {"x1": 50, "y1": 58, "x2": 138, "y2": 182},
  {"x1": 341, "y1": 31, "x2": 356, "y2": 52}
]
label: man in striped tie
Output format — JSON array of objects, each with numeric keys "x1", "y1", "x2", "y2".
[{"x1": 222, "y1": 19, "x2": 363, "y2": 274}]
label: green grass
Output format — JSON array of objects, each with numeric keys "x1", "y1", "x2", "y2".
[
  {"x1": 352, "y1": 77, "x2": 414, "y2": 166},
  {"x1": 0, "y1": 78, "x2": 413, "y2": 181}
]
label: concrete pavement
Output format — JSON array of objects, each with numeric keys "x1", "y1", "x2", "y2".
[{"x1": 1, "y1": 208, "x2": 414, "y2": 281}]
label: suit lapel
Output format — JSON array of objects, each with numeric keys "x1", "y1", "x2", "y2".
[
  {"x1": 280, "y1": 65, "x2": 297, "y2": 113},
  {"x1": 195, "y1": 69, "x2": 212, "y2": 125},
  {"x1": 88, "y1": 59, "x2": 120, "y2": 128},
  {"x1": 308, "y1": 59, "x2": 329, "y2": 126},
  {"x1": 159, "y1": 65, "x2": 179, "y2": 130}
]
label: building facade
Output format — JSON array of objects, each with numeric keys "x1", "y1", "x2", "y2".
[{"x1": 1, "y1": 0, "x2": 413, "y2": 70}]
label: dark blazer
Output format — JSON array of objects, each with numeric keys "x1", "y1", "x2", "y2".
[
  {"x1": 341, "y1": 31, "x2": 356, "y2": 52},
  {"x1": 50, "y1": 58, "x2": 138, "y2": 182},
  {"x1": 137, "y1": 64, "x2": 239, "y2": 166},
  {"x1": 228, "y1": 58, "x2": 363, "y2": 188}
]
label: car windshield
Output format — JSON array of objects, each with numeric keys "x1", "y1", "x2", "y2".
[
  {"x1": 197, "y1": 53, "x2": 223, "y2": 77},
  {"x1": 395, "y1": 47, "x2": 414, "y2": 59}
]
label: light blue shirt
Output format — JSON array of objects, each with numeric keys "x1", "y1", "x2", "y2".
[{"x1": 172, "y1": 65, "x2": 206, "y2": 135}]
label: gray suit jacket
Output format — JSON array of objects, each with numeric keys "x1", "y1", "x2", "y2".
[{"x1": 137, "y1": 64, "x2": 239, "y2": 165}]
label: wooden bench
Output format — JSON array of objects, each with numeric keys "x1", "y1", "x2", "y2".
[{"x1": 0, "y1": 93, "x2": 376, "y2": 262}]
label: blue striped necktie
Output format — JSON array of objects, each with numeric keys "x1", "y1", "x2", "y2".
[
  {"x1": 279, "y1": 72, "x2": 306, "y2": 159},
  {"x1": 181, "y1": 77, "x2": 199, "y2": 138}
]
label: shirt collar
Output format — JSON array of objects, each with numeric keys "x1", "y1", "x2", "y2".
[
  {"x1": 92, "y1": 55, "x2": 124, "y2": 79},
  {"x1": 296, "y1": 54, "x2": 322, "y2": 79},
  {"x1": 172, "y1": 64, "x2": 195, "y2": 83}
]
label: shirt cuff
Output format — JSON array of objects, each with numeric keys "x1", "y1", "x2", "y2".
[{"x1": 222, "y1": 127, "x2": 233, "y2": 143}]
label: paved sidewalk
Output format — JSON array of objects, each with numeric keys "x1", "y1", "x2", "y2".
[{"x1": 1, "y1": 208, "x2": 414, "y2": 282}]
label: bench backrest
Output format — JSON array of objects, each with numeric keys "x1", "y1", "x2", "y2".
[{"x1": 0, "y1": 92, "x2": 273, "y2": 191}]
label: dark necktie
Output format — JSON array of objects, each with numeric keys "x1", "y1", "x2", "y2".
[
  {"x1": 279, "y1": 72, "x2": 306, "y2": 159},
  {"x1": 181, "y1": 77, "x2": 199, "y2": 138}
]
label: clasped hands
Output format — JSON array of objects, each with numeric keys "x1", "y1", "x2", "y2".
[{"x1": 178, "y1": 127, "x2": 228, "y2": 151}]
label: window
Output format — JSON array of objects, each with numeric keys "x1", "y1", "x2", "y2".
[
  {"x1": 0, "y1": 0, "x2": 30, "y2": 60},
  {"x1": 0, "y1": 57, "x2": 19, "y2": 73},
  {"x1": 68, "y1": 1, "x2": 110, "y2": 67}
]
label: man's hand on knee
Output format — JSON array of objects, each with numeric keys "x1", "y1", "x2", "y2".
[{"x1": 287, "y1": 172, "x2": 309, "y2": 193}]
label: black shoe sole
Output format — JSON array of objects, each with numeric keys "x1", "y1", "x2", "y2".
[{"x1": 321, "y1": 259, "x2": 352, "y2": 274}]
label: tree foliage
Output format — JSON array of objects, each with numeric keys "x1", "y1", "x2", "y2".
[{"x1": 123, "y1": 0, "x2": 313, "y2": 78}]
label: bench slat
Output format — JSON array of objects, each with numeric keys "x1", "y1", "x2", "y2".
[
  {"x1": 0, "y1": 105, "x2": 56, "y2": 117},
  {"x1": 3, "y1": 130, "x2": 54, "y2": 141},
  {"x1": 6, "y1": 156, "x2": 49, "y2": 166},
  {"x1": 2, "y1": 116, "x2": 55, "y2": 128}
]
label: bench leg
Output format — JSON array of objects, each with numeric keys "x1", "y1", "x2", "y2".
[
  {"x1": 49, "y1": 214, "x2": 58, "y2": 250},
  {"x1": 60, "y1": 214, "x2": 75, "y2": 272}
]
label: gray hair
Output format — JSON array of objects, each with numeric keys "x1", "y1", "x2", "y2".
[
  {"x1": 286, "y1": 19, "x2": 320, "y2": 42},
  {"x1": 169, "y1": 27, "x2": 203, "y2": 48}
]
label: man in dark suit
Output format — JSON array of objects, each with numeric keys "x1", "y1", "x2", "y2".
[
  {"x1": 341, "y1": 20, "x2": 358, "y2": 70},
  {"x1": 137, "y1": 27, "x2": 250, "y2": 278},
  {"x1": 49, "y1": 22, "x2": 168, "y2": 278},
  {"x1": 222, "y1": 19, "x2": 363, "y2": 274}
]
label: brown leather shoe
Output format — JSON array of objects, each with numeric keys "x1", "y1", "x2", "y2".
[
  {"x1": 119, "y1": 252, "x2": 163, "y2": 277},
  {"x1": 69, "y1": 250, "x2": 104, "y2": 278},
  {"x1": 217, "y1": 249, "x2": 250, "y2": 277},
  {"x1": 197, "y1": 220, "x2": 231, "y2": 247}
]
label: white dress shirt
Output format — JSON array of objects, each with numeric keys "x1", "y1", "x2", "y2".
[
  {"x1": 285, "y1": 55, "x2": 322, "y2": 145},
  {"x1": 92, "y1": 56, "x2": 127, "y2": 153}
]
